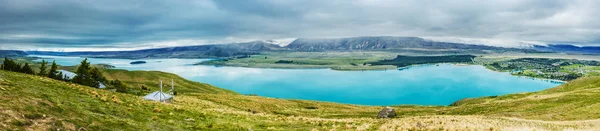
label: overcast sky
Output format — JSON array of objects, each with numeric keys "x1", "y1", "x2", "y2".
[{"x1": 1, "y1": 0, "x2": 599, "y2": 51}]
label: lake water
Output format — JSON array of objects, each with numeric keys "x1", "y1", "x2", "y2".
[{"x1": 32, "y1": 55, "x2": 561, "y2": 106}]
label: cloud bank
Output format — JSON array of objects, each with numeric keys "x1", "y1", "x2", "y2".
[{"x1": 1, "y1": 0, "x2": 599, "y2": 50}]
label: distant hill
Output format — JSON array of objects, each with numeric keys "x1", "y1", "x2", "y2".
[
  {"x1": 0, "y1": 50, "x2": 28, "y2": 58},
  {"x1": 533, "y1": 44, "x2": 600, "y2": 54},
  {"x1": 27, "y1": 41, "x2": 282, "y2": 59},
  {"x1": 26, "y1": 36, "x2": 541, "y2": 59},
  {"x1": 288, "y1": 37, "x2": 503, "y2": 51}
]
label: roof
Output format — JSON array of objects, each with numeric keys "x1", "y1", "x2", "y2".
[
  {"x1": 143, "y1": 91, "x2": 173, "y2": 101},
  {"x1": 58, "y1": 70, "x2": 77, "y2": 79},
  {"x1": 99, "y1": 82, "x2": 106, "y2": 89}
]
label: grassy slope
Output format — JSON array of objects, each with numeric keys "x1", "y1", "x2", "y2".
[
  {"x1": 449, "y1": 76, "x2": 600, "y2": 120},
  {"x1": 101, "y1": 69, "x2": 236, "y2": 95},
  {"x1": 3, "y1": 70, "x2": 600, "y2": 130}
]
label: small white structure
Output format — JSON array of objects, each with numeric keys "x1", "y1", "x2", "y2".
[
  {"x1": 143, "y1": 91, "x2": 173, "y2": 103},
  {"x1": 98, "y1": 82, "x2": 106, "y2": 89},
  {"x1": 143, "y1": 80, "x2": 174, "y2": 103},
  {"x1": 58, "y1": 70, "x2": 76, "y2": 80}
]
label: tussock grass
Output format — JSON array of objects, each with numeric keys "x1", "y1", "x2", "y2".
[
  {"x1": 101, "y1": 69, "x2": 236, "y2": 95},
  {"x1": 3, "y1": 69, "x2": 600, "y2": 130}
]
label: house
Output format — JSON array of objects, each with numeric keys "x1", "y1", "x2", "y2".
[{"x1": 59, "y1": 70, "x2": 76, "y2": 79}]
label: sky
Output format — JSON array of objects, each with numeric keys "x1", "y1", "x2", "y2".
[{"x1": 1, "y1": 0, "x2": 599, "y2": 51}]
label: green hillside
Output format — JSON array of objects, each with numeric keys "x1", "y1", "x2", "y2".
[
  {"x1": 101, "y1": 69, "x2": 237, "y2": 95},
  {"x1": 2, "y1": 70, "x2": 600, "y2": 130}
]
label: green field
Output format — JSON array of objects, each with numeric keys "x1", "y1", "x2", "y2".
[
  {"x1": 3, "y1": 68, "x2": 600, "y2": 130},
  {"x1": 196, "y1": 52, "x2": 398, "y2": 71},
  {"x1": 479, "y1": 57, "x2": 600, "y2": 81}
]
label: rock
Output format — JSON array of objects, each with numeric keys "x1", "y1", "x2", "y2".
[
  {"x1": 247, "y1": 109, "x2": 258, "y2": 114},
  {"x1": 377, "y1": 106, "x2": 396, "y2": 118}
]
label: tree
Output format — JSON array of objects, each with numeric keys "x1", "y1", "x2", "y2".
[
  {"x1": 111, "y1": 80, "x2": 128, "y2": 93},
  {"x1": 88, "y1": 68, "x2": 104, "y2": 88},
  {"x1": 73, "y1": 58, "x2": 95, "y2": 87},
  {"x1": 72, "y1": 58, "x2": 105, "y2": 88},
  {"x1": 2, "y1": 57, "x2": 17, "y2": 71},
  {"x1": 38, "y1": 59, "x2": 48, "y2": 76},
  {"x1": 1, "y1": 57, "x2": 6, "y2": 70},
  {"x1": 57, "y1": 72, "x2": 64, "y2": 81},
  {"x1": 48, "y1": 60, "x2": 60, "y2": 80},
  {"x1": 90, "y1": 68, "x2": 105, "y2": 83},
  {"x1": 20, "y1": 63, "x2": 35, "y2": 75}
]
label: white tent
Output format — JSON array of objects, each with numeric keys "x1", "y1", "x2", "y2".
[
  {"x1": 142, "y1": 91, "x2": 173, "y2": 102},
  {"x1": 143, "y1": 80, "x2": 174, "y2": 103}
]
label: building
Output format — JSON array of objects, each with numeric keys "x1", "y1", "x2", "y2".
[
  {"x1": 143, "y1": 79, "x2": 175, "y2": 103},
  {"x1": 142, "y1": 91, "x2": 173, "y2": 103}
]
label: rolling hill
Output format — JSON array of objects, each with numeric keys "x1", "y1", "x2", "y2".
[{"x1": 3, "y1": 69, "x2": 600, "y2": 130}]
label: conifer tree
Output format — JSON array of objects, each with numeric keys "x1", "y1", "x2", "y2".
[
  {"x1": 48, "y1": 60, "x2": 59, "y2": 79},
  {"x1": 90, "y1": 68, "x2": 105, "y2": 88},
  {"x1": 73, "y1": 58, "x2": 95, "y2": 87},
  {"x1": 20, "y1": 63, "x2": 35, "y2": 75},
  {"x1": 15, "y1": 63, "x2": 22, "y2": 73},
  {"x1": 38, "y1": 59, "x2": 48, "y2": 76},
  {"x1": 1, "y1": 57, "x2": 7, "y2": 70},
  {"x1": 2, "y1": 57, "x2": 15, "y2": 71},
  {"x1": 57, "y1": 72, "x2": 64, "y2": 81}
]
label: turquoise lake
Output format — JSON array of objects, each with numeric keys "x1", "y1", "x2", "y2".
[{"x1": 33, "y1": 55, "x2": 561, "y2": 106}]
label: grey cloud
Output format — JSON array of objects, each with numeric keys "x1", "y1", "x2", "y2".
[{"x1": 0, "y1": 0, "x2": 599, "y2": 50}]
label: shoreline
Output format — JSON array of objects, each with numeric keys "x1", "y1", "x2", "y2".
[
  {"x1": 198, "y1": 61, "x2": 572, "y2": 82},
  {"x1": 194, "y1": 62, "x2": 399, "y2": 71}
]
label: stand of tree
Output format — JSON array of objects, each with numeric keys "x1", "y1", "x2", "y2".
[
  {"x1": 2, "y1": 57, "x2": 128, "y2": 90},
  {"x1": 2, "y1": 57, "x2": 65, "y2": 81},
  {"x1": 369, "y1": 55, "x2": 476, "y2": 67}
]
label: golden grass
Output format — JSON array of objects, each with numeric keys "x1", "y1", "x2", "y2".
[{"x1": 3, "y1": 69, "x2": 600, "y2": 130}]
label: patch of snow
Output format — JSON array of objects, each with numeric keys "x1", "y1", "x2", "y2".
[
  {"x1": 422, "y1": 36, "x2": 546, "y2": 48},
  {"x1": 262, "y1": 38, "x2": 297, "y2": 47}
]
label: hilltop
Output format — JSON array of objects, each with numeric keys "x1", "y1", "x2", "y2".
[{"x1": 2, "y1": 69, "x2": 600, "y2": 130}]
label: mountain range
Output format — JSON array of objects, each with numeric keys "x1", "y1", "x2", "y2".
[
  {"x1": 532, "y1": 44, "x2": 600, "y2": 55},
  {"x1": 22, "y1": 36, "x2": 545, "y2": 59}
]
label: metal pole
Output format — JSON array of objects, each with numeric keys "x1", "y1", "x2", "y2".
[{"x1": 160, "y1": 80, "x2": 163, "y2": 103}]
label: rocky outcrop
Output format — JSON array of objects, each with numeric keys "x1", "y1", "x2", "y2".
[{"x1": 377, "y1": 106, "x2": 396, "y2": 118}]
